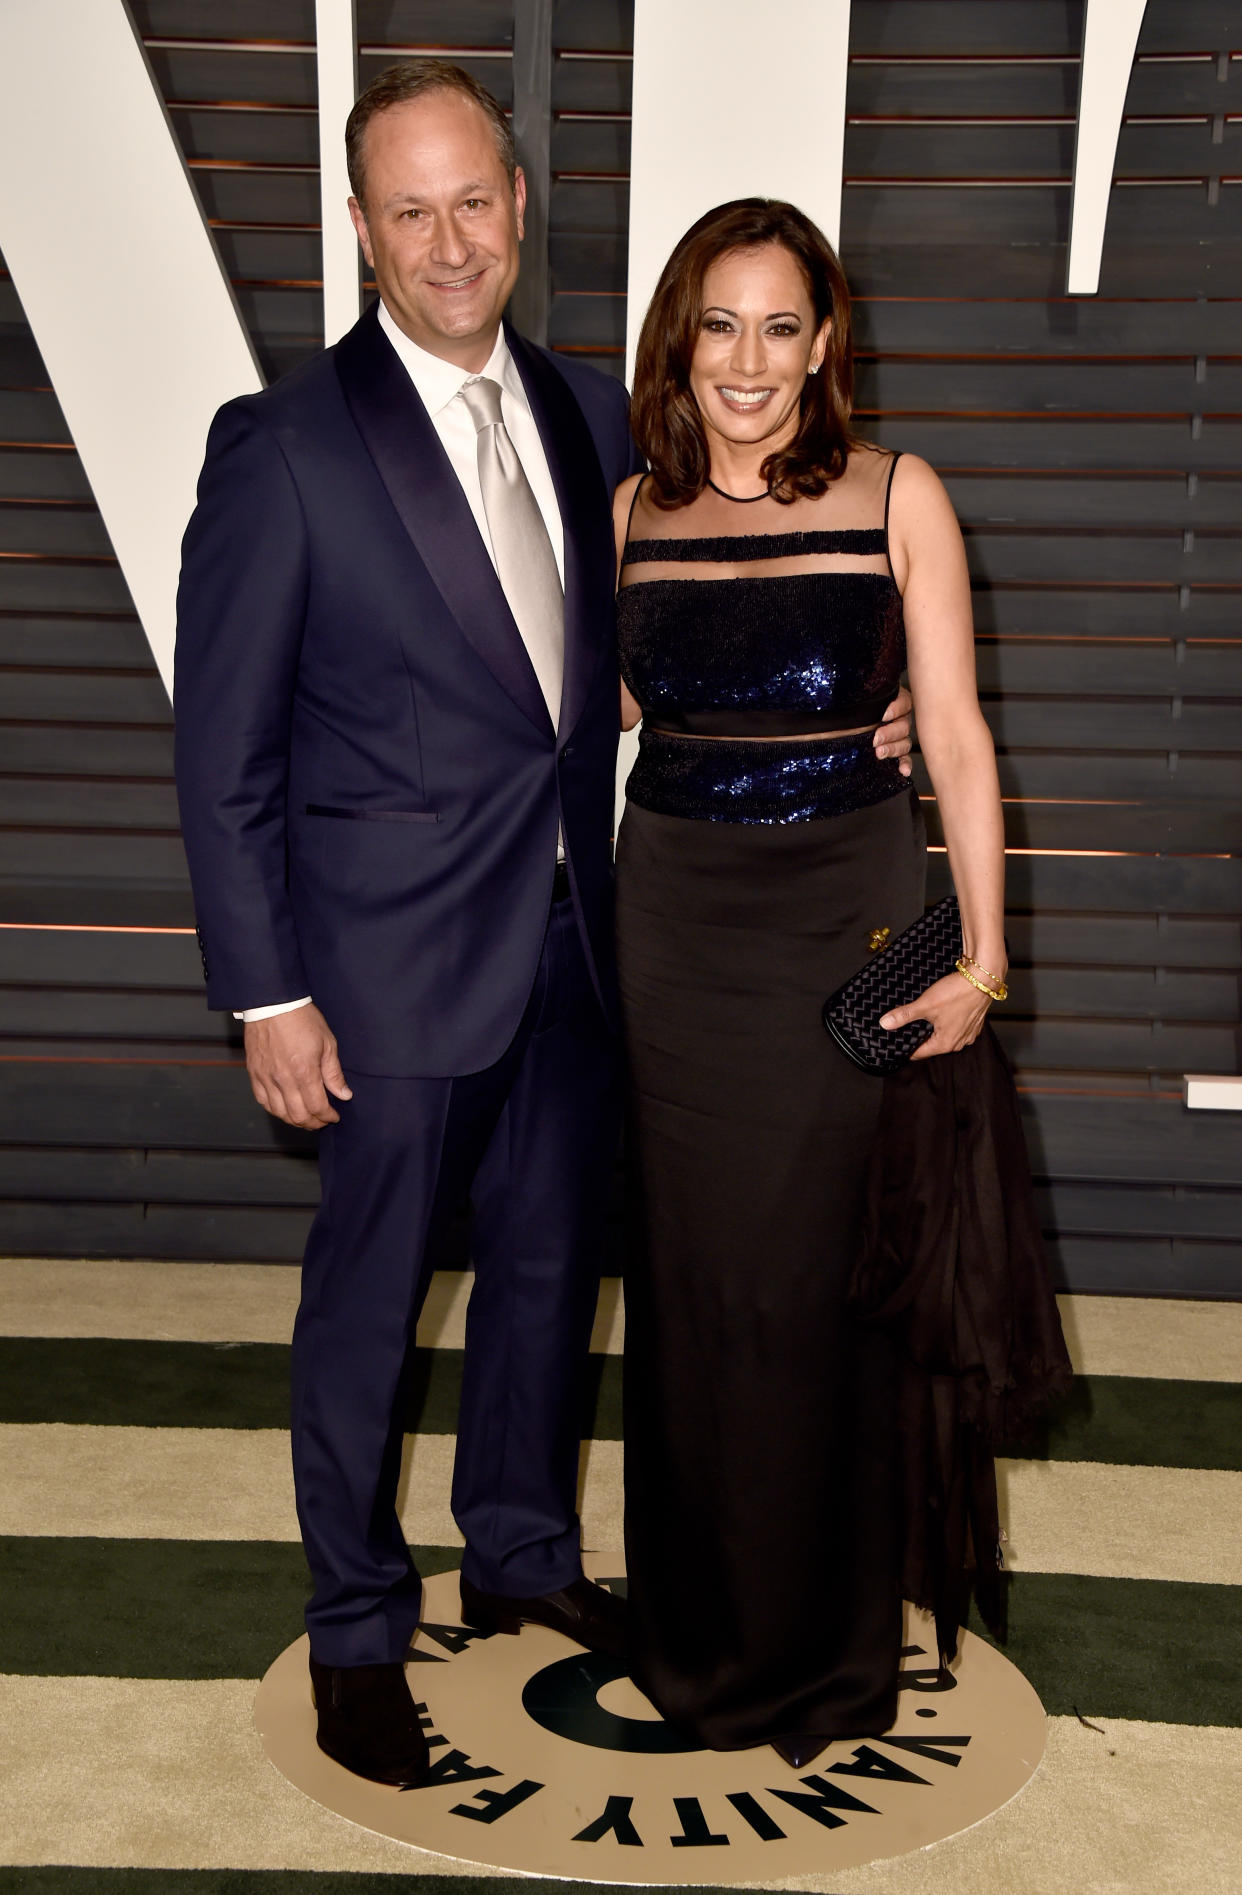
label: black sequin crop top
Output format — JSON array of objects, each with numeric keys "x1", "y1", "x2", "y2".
[{"x1": 617, "y1": 458, "x2": 906, "y2": 739}]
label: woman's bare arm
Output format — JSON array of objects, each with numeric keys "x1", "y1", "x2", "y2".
[{"x1": 882, "y1": 454, "x2": 1007, "y2": 1058}]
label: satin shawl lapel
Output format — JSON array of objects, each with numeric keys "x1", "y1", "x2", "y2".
[
  {"x1": 334, "y1": 306, "x2": 552, "y2": 737},
  {"x1": 505, "y1": 324, "x2": 614, "y2": 743}
]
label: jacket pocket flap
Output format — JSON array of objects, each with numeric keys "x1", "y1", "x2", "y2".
[{"x1": 305, "y1": 804, "x2": 439, "y2": 824}]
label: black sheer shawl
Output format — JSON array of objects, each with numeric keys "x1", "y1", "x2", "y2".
[{"x1": 849, "y1": 1025, "x2": 1073, "y2": 1665}]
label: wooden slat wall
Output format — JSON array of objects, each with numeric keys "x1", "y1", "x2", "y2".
[{"x1": 0, "y1": 0, "x2": 1239, "y2": 1294}]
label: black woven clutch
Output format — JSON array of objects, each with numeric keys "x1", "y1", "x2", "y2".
[{"x1": 822, "y1": 894, "x2": 962, "y2": 1076}]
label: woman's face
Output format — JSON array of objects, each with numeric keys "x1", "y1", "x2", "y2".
[{"x1": 688, "y1": 243, "x2": 830, "y2": 460}]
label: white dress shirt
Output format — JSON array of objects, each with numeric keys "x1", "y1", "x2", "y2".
[
  {"x1": 377, "y1": 302, "x2": 565, "y2": 590},
  {"x1": 237, "y1": 305, "x2": 568, "y2": 1023}
]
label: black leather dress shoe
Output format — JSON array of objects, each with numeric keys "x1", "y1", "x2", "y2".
[
  {"x1": 771, "y1": 1734, "x2": 831, "y2": 1769},
  {"x1": 308, "y1": 1657, "x2": 430, "y2": 1788},
  {"x1": 459, "y1": 1575, "x2": 628, "y2": 1661}
]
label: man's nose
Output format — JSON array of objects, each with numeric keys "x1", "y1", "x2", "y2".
[{"x1": 429, "y1": 215, "x2": 472, "y2": 267}]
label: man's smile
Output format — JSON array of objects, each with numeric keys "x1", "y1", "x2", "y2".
[{"x1": 427, "y1": 269, "x2": 487, "y2": 292}]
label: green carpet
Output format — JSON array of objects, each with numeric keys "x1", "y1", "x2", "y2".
[
  {"x1": 2, "y1": 1536, "x2": 1237, "y2": 1725},
  {"x1": 1, "y1": 1338, "x2": 1234, "y2": 1470}
]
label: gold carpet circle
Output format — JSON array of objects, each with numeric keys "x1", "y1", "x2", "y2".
[{"x1": 255, "y1": 1555, "x2": 1047, "y2": 1883}]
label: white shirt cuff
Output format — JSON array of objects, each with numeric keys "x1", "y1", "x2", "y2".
[{"x1": 235, "y1": 996, "x2": 314, "y2": 1022}]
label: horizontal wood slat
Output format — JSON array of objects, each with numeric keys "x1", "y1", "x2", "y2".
[
  {"x1": 0, "y1": 729, "x2": 176, "y2": 778},
  {"x1": 944, "y1": 477, "x2": 1242, "y2": 531},
  {"x1": 848, "y1": 0, "x2": 1232, "y2": 55},
  {"x1": 2, "y1": 967, "x2": 1236, "y2": 1047},
  {"x1": 131, "y1": 1, "x2": 317, "y2": 34},
  {"x1": 2, "y1": 671, "x2": 170, "y2": 723},
  {"x1": 0, "y1": 1057, "x2": 1234, "y2": 1182},
  {"x1": 843, "y1": 244, "x2": 1242, "y2": 300},
  {"x1": 5, "y1": 1147, "x2": 1240, "y2": 1239},
  {"x1": 0, "y1": 913, "x2": 1234, "y2": 985},
  {"x1": 858, "y1": 360, "x2": 1242, "y2": 414},
  {"x1": 844, "y1": 121, "x2": 1242, "y2": 181},
  {"x1": 0, "y1": 619, "x2": 151, "y2": 669},
  {"x1": 862, "y1": 415, "x2": 1242, "y2": 469},
  {"x1": 852, "y1": 299, "x2": 1242, "y2": 354},
  {"x1": 0, "y1": 836, "x2": 190, "y2": 887},
  {"x1": 967, "y1": 589, "x2": 1241, "y2": 635},
  {"x1": 0, "y1": 1197, "x2": 1235, "y2": 1292},
  {"x1": 845, "y1": 62, "x2": 1236, "y2": 120},
  {"x1": 0, "y1": 1147, "x2": 317, "y2": 1206}
]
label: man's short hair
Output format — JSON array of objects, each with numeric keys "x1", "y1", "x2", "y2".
[{"x1": 345, "y1": 59, "x2": 517, "y2": 209}]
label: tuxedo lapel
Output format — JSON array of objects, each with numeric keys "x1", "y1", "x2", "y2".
[
  {"x1": 334, "y1": 305, "x2": 553, "y2": 737},
  {"x1": 505, "y1": 325, "x2": 614, "y2": 743}
]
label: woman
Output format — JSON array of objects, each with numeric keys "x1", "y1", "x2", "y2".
[{"x1": 614, "y1": 199, "x2": 1007, "y2": 1764}]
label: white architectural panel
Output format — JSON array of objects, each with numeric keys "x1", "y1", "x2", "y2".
[
  {"x1": 317, "y1": 0, "x2": 362, "y2": 344},
  {"x1": 0, "y1": 0, "x2": 262, "y2": 699},
  {"x1": 1184, "y1": 1075, "x2": 1242, "y2": 1113},
  {"x1": 626, "y1": 0, "x2": 852, "y2": 384},
  {"x1": 1068, "y1": 0, "x2": 1149, "y2": 294}
]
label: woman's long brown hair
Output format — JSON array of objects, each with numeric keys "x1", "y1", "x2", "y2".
[{"x1": 629, "y1": 198, "x2": 856, "y2": 509}]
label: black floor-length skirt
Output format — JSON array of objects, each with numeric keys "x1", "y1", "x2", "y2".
[{"x1": 616, "y1": 787, "x2": 927, "y2": 1751}]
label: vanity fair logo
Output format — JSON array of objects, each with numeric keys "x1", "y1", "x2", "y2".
[{"x1": 254, "y1": 1562, "x2": 1049, "y2": 1883}]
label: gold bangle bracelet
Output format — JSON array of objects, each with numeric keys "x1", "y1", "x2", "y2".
[
  {"x1": 960, "y1": 953, "x2": 1007, "y2": 991},
  {"x1": 955, "y1": 957, "x2": 1007, "y2": 1003}
]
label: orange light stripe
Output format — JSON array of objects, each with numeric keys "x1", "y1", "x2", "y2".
[
  {"x1": 927, "y1": 845, "x2": 1233, "y2": 858},
  {"x1": 0, "y1": 1056, "x2": 238, "y2": 1067},
  {"x1": 0, "y1": 922, "x2": 195, "y2": 935}
]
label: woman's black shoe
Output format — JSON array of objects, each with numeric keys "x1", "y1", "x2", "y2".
[
  {"x1": 309, "y1": 1657, "x2": 431, "y2": 1787},
  {"x1": 771, "y1": 1734, "x2": 831, "y2": 1770}
]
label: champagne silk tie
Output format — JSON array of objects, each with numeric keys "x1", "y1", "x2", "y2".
[{"x1": 458, "y1": 376, "x2": 564, "y2": 727}]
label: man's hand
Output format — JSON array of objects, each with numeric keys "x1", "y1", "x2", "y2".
[
  {"x1": 244, "y1": 1004, "x2": 352, "y2": 1129},
  {"x1": 874, "y1": 685, "x2": 915, "y2": 776}
]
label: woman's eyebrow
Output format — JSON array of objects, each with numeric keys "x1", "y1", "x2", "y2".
[{"x1": 701, "y1": 306, "x2": 803, "y2": 320}]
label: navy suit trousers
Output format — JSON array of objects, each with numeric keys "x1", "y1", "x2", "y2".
[{"x1": 290, "y1": 896, "x2": 618, "y2": 1666}]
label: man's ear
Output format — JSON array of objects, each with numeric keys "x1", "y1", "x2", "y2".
[
  {"x1": 347, "y1": 195, "x2": 374, "y2": 268},
  {"x1": 513, "y1": 165, "x2": 527, "y2": 242}
]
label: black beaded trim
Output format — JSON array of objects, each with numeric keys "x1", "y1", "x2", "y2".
[{"x1": 622, "y1": 530, "x2": 887, "y2": 564}]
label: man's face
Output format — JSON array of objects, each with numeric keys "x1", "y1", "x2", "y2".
[{"x1": 349, "y1": 92, "x2": 525, "y2": 371}]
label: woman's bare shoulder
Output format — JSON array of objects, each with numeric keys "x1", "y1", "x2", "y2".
[
  {"x1": 612, "y1": 472, "x2": 647, "y2": 564},
  {"x1": 889, "y1": 450, "x2": 942, "y2": 490},
  {"x1": 613, "y1": 472, "x2": 645, "y2": 520}
]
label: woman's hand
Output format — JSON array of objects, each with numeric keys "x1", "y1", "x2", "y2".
[{"x1": 879, "y1": 969, "x2": 994, "y2": 1060}]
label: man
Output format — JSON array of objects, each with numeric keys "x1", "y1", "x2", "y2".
[{"x1": 175, "y1": 61, "x2": 912, "y2": 1788}]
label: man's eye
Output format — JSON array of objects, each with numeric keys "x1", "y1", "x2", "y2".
[{"x1": 463, "y1": 198, "x2": 485, "y2": 211}]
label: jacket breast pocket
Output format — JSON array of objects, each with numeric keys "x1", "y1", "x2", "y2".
[{"x1": 305, "y1": 804, "x2": 440, "y2": 824}]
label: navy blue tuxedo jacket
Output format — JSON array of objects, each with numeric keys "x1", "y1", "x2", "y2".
[{"x1": 175, "y1": 303, "x2": 641, "y2": 1076}]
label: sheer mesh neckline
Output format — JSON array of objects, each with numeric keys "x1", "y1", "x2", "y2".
[{"x1": 619, "y1": 450, "x2": 901, "y2": 587}]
